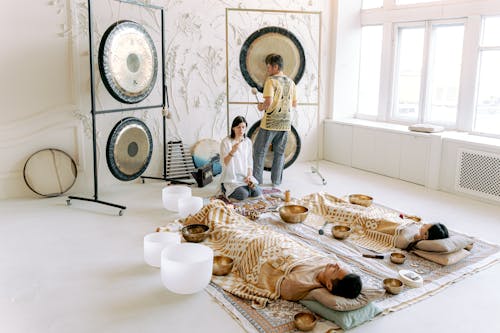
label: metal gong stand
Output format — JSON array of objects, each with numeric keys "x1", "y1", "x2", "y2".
[{"x1": 67, "y1": 0, "x2": 176, "y2": 216}]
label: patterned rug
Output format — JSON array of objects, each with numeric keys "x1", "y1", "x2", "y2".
[{"x1": 203, "y1": 210, "x2": 500, "y2": 332}]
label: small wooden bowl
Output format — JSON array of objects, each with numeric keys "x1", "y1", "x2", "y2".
[
  {"x1": 332, "y1": 225, "x2": 351, "y2": 240},
  {"x1": 294, "y1": 312, "x2": 317, "y2": 331},
  {"x1": 383, "y1": 278, "x2": 403, "y2": 295},
  {"x1": 349, "y1": 194, "x2": 373, "y2": 207},
  {"x1": 390, "y1": 252, "x2": 406, "y2": 264},
  {"x1": 279, "y1": 205, "x2": 309, "y2": 224},
  {"x1": 212, "y1": 256, "x2": 233, "y2": 276},
  {"x1": 181, "y1": 224, "x2": 210, "y2": 243}
]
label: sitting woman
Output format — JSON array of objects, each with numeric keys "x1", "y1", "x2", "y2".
[
  {"x1": 183, "y1": 200, "x2": 363, "y2": 309},
  {"x1": 220, "y1": 116, "x2": 262, "y2": 201}
]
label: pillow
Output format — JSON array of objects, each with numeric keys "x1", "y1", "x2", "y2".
[
  {"x1": 408, "y1": 123, "x2": 444, "y2": 133},
  {"x1": 413, "y1": 248, "x2": 470, "y2": 265},
  {"x1": 299, "y1": 300, "x2": 382, "y2": 331},
  {"x1": 415, "y1": 235, "x2": 473, "y2": 253},
  {"x1": 329, "y1": 288, "x2": 385, "y2": 311}
]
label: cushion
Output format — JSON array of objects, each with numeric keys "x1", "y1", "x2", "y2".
[
  {"x1": 416, "y1": 235, "x2": 473, "y2": 253},
  {"x1": 329, "y1": 288, "x2": 385, "y2": 311},
  {"x1": 413, "y1": 248, "x2": 470, "y2": 265},
  {"x1": 408, "y1": 123, "x2": 444, "y2": 133},
  {"x1": 300, "y1": 300, "x2": 382, "y2": 331}
]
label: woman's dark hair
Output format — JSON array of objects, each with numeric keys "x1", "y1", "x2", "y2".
[
  {"x1": 265, "y1": 53, "x2": 283, "y2": 70},
  {"x1": 427, "y1": 223, "x2": 449, "y2": 240},
  {"x1": 331, "y1": 273, "x2": 362, "y2": 299},
  {"x1": 230, "y1": 116, "x2": 248, "y2": 139}
]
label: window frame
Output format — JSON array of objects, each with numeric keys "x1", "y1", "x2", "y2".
[{"x1": 357, "y1": 0, "x2": 500, "y2": 138}]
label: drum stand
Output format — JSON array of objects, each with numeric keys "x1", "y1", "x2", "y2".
[{"x1": 67, "y1": 0, "x2": 171, "y2": 215}]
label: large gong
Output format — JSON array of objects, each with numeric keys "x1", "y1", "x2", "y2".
[
  {"x1": 98, "y1": 20, "x2": 158, "y2": 104},
  {"x1": 239, "y1": 26, "x2": 306, "y2": 92},
  {"x1": 106, "y1": 117, "x2": 153, "y2": 181},
  {"x1": 247, "y1": 120, "x2": 301, "y2": 171}
]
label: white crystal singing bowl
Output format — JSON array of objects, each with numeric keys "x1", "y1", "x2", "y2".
[
  {"x1": 143, "y1": 232, "x2": 181, "y2": 268},
  {"x1": 178, "y1": 196, "x2": 203, "y2": 218},
  {"x1": 161, "y1": 243, "x2": 214, "y2": 294},
  {"x1": 162, "y1": 186, "x2": 192, "y2": 212}
]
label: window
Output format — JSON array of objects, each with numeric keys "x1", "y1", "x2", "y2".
[
  {"x1": 356, "y1": 0, "x2": 500, "y2": 137},
  {"x1": 357, "y1": 25, "x2": 383, "y2": 116},
  {"x1": 396, "y1": 0, "x2": 438, "y2": 5},
  {"x1": 393, "y1": 26, "x2": 425, "y2": 121},
  {"x1": 392, "y1": 21, "x2": 464, "y2": 124},
  {"x1": 474, "y1": 16, "x2": 500, "y2": 135},
  {"x1": 362, "y1": 0, "x2": 383, "y2": 9}
]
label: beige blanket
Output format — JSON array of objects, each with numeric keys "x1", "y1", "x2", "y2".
[
  {"x1": 299, "y1": 192, "x2": 417, "y2": 252},
  {"x1": 184, "y1": 200, "x2": 331, "y2": 308}
]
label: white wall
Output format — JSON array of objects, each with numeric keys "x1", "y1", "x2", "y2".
[{"x1": 0, "y1": 0, "x2": 335, "y2": 199}]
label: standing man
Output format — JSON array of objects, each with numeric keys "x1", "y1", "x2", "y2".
[{"x1": 253, "y1": 54, "x2": 297, "y2": 187}]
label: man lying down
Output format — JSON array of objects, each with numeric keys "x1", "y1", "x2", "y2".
[{"x1": 183, "y1": 200, "x2": 364, "y2": 309}]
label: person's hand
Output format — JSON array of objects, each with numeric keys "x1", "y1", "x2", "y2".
[
  {"x1": 230, "y1": 141, "x2": 241, "y2": 155},
  {"x1": 257, "y1": 102, "x2": 264, "y2": 111}
]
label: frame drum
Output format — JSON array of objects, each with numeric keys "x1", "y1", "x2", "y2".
[
  {"x1": 98, "y1": 20, "x2": 158, "y2": 104},
  {"x1": 23, "y1": 148, "x2": 77, "y2": 197},
  {"x1": 106, "y1": 117, "x2": 153, "y2": 181},
  {"x1": 239, "y1": 26, "x2": 306, "y2": 92},
  {"x1": 247, "y1": 120, "x2": 301, "y2": 171}
]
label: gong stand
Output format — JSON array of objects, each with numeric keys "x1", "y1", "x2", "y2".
[{"x1": 67, "y1": 0, "x2": 173, "y2": 216}]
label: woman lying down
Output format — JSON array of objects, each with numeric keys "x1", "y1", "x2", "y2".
[{"x1": 183, "y1": 200, "x2": 378, "y2": 310}]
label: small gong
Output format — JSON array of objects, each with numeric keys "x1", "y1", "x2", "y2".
[{"x1": 106, "y1": 117, "x2": 153, "y2": 181}]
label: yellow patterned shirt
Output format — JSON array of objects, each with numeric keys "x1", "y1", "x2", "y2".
[{"x1": 261, "y1": 75, "x2": 297, "y2": 131}]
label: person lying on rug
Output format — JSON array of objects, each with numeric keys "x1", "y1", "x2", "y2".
[
  {"x1": 302, "y1": 193, "x2": 450, "y2": 250},
  {"x1": 396, "y1": 222, "x2": 449, "y2": 250},
  {"x1": 220, "y1": 116, "x2": 262, "y2": 201},
  {"x1": 183, "y1": 200, "x2": 365, "y2": 309}
]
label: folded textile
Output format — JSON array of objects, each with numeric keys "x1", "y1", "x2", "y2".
[
  {"x1": 415, "y1": 235, "x2": 473, "y2": 253},
  {"x1": 412, "y1": 248, "x2": 471, "y2": 265}
]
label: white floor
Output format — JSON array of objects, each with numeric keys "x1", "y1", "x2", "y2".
[{"x1": 1, "y1": 161, "x2": 500, "y2": 333}]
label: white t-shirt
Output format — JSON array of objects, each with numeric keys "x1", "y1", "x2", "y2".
[{"x1": 220, "y1": 136, "x2": 257, "y2": 196}]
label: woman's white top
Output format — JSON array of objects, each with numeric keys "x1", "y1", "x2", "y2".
[{"x1": 220, "y1": 136, "x2": 257, "y2": 196}]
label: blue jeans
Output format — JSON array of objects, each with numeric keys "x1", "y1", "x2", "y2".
[
  {"x1": 252, "y1": 128, "x2": 288, "y2": 186},
  {"x1": 222, "y1": 184, "x2": 262, "y2": 201}
]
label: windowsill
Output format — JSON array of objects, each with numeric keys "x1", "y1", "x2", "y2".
[{"x1": 326, "y1": 118, "x2": 500, "y2": 148}]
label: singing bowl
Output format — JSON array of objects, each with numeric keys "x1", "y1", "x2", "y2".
[
  {"x1": 390, "y1": 252, "x2": 407, "y2": 264},
  {"x1": 349, "y1": 194, "x2": 373, "y2": 207},
  {"x1": 212, "y1": 256, "x2": 234, "y2": 276},
  {"x1": 332, "y1": 225, "x2": 351, "y2": 240},
  {"x1": 293, "y1": 312, "x2": 317, "y2": 332},
  {"x1": 181, "y1": 224, "x2": 210, "y2": 243},
  {"x1": 279, "y1": 205, "x2": 309, "y2": 224},
  {"x1": 383, "y1": 278, "x2": 404, "y2": 295}
]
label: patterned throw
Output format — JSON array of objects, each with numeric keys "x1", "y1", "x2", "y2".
[{"x1": 184, "y1": 200, "x2": 331, "y2": 309}]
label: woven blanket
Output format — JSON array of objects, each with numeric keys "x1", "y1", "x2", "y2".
[{"x1": 184, "y1": 201, "x2": 331, "y2": 309}]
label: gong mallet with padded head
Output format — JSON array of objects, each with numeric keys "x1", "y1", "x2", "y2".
[{"x1": 251, "y1": 87, "x2": 261, "y2": 103}]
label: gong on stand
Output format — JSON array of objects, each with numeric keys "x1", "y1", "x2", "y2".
[{"x1": 67, "y1": 0, "x2": 167, "y2": 216}]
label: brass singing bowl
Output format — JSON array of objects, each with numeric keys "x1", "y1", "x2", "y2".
[
  {"x1": 213, "y1": 256, "x2": 234, "y2": 276},
  {"x1": 383, "y1": 278, "x2": 404, "y2": 295},
  {"x1": 279, "y1": 205, "x2": 309, "y2": 224},
  {"x1": 181, "y1": 224, "x2": 210, "y2": 243},
  {"x1": 294, "y1": 312, "x2": 317, "y2": 331},
  {"x1": 390, "y1": 252, "x2": 407, "y2": 264},
  {"x1": 332, "y1": 225, "x2": 351, "y2": 240},
  {"x1": 349, "y1": 194, "x2": 373, "y2": 207}
]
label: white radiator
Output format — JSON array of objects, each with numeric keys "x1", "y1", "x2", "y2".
[{"x1": 455, "y1": 149, "x2": 500, "y2": 202}]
